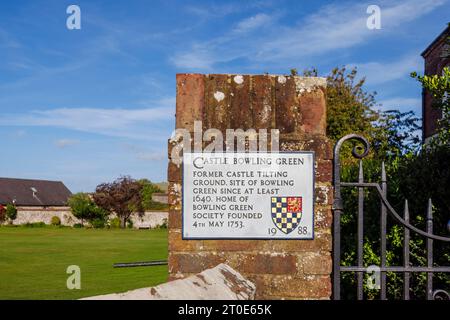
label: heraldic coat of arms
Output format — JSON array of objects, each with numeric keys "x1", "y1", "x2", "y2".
[{"x1": 271, "y1": 196, "x2": 303, "y2": 234}]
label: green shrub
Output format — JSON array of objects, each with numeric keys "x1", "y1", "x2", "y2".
[
  {"x1": 73, "y1": 223, "x2": 83, "y2": 228},
  {"x1": 68, "y1": 193, "x2": 108, "y2": 226},
  {"x1": 24, "y1": 222, "x2": 46, "y2": 228},
  {"x1": 6, "y1": 204, "x2": 17, "y2": 222},
  {"x1": 91, "y1": 218, "x2": 106, "y2": 229},
  {"x1": 339, "y1": 147, "x2": 450, "y2": 299},
  {"x1": 109, "y1": 217, "x2": 121, "y2": 229},
  {"x1": 126, "y1": 219, "x2": 133, "y2": 229},
  {"x1": 148, "y1": 202, "x2": 169, "y2": 211},
  {"x1": 139, "y1": 179, "x2": 164, "y2": 210},
  {"x1": 51, "y1": 216, "x2": 61, "y2": 226}
]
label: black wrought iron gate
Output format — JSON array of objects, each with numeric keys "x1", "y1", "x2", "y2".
[{"x1": 332, "y1": 134, "x2": 450, "y2": 300}]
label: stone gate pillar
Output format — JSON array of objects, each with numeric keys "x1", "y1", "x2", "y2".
[{"x1": 167, "y1": 74, "x2": 333, "y2": 299}]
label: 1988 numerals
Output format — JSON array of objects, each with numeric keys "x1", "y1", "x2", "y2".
[{"x1": 268, "y1": 226, "x2": 308, "y2": 235}]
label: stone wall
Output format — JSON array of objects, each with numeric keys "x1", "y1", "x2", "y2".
[
  {"x1": 12, "y1": 206, "x2": 167, "y2": 229},
  {"x1": 13, "y1": 206, "x2": 78, "y2": 225},
  {"x1": 152, "y1": 193, "x2": 168, "y2": 204},
  {"x1": 130, "y1": 211, "x2": 168, "y2": 229},
  {"x1": 168, "y1": 73, "x2": 333, "y2": 299}
]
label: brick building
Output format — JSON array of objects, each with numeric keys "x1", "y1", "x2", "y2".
[{"x1": 421, "y1": 24, "x2": 450, "y2": 142}]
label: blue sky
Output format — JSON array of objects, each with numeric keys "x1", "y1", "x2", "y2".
[{"x1": 0, "y1": 0, "x2": 449, "y2": 192}]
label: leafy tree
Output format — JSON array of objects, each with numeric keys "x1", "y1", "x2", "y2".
[
  {"x1": 411, "y1": 66, "x2": 450, "y2": 147},
  {"x1": 303, "y1": 66, "x2": 379, "y2": 143},
  {"x1": 138, "y1": 179, "x2": 165, "y2": 210},
  {"x1": 68, "y1": 193, "x2": 107, "y2": 226},
  {"x1": 5, "y1": 204, "x2": 17, "y2": 223},
  {"x1": 372, "y1": 110, "x2": 421, "y2": 158},
  {"x1": 93, "y1": 176, "x2": 144, "y2": 229},
  {"x1": 340, "y1": 152, "x2": 450, "y2": 299},
  {"x1": 298, "y1": 66, "x2": 446, "y2": 299},
  {"x1": 303, "y1": 66, "x2": 421, "y2": 159},
  {"x1": 403, "y1": 55, "x2": 450, "y2": 299}
]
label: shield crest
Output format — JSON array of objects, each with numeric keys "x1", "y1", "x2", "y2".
[{"x1": 271, "y1": 197, "x2": 302, "y2": 234}]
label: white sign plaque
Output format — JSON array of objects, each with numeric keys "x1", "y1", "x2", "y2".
[{"x1": 182, "y1": 152, "x2": 315, "y2": 239}]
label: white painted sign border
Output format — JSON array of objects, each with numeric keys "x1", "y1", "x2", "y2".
[{"x1": 182, "y1": 151, "x2": 315, "y2": 240}]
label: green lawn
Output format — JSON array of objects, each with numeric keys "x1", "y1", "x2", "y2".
[{"x1": 0, "y1": 226, "x2": 168, "y2": 300}]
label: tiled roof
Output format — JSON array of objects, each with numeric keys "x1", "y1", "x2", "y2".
[{"x1": 0, "y1": 177, "x2": 72, "y2": 206}]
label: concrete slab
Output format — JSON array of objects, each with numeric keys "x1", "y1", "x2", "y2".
[{"x1": 81, "y1": 263, "x2": 255, "y2": 300}]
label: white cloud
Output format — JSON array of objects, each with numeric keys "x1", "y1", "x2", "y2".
[
  {"x1": 54, "y1": 139, "x2": 80, "y2": 148},
  {"x1": 349, "y1": 54, "x2": 422, "y2": 86},
  {"x1": 185, "y1": 3, "x2": 238, "y2": 18},
  {"x1": 171, "y1": 0, "x2": 446, "y2": 70},
  {"x1": 185, "y1": 1, "x2": 275, "y2": 19},
  {"x1": 233, "y1": 13, "x2": 273, "y2": 33},
  {"x1": 259, "y1": 0, "x2": 445, "y2": 60},
  {"x1": 171, "y1": 12, "x2": 276, "y2": 70},
  {"x1": 171, "y1": 47, "x2": 216, "y2": 70},
  {"x1": 0, "y1": 98, "x2": 175, "y2": 141}
]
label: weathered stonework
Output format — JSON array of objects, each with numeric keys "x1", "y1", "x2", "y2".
[
  {"x1": 11, "y1": 206, "x2": 167, "y2": 229},
  {"x1": 168, "y1": 74, "x2": 333, "y2": 299},
  {"x1": 13, "y1": 206, "x2": 77, "y2": 225}
]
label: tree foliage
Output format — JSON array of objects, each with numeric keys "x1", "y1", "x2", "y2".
[
  {"x1": 138, "y1": 179, "x2": 167, "y2": 210},
  {"x1": 303, "y1": 67, "x2": 378, "y2": 139},
  {"x1": 93, "y1": 176, "x2": 144, "y2": 228},
  {"x1": 411, "y1": 66, "x2": 450, "y2": 147},
  {"x1": 303, "y1": 66, "x2": 421, "y2": 160},
  {"x1": 299, "y1": 65, "x2": 448, "y2": 299},
  {"x1": 5, "y1": 204, "x2": 17, "y2": 222},
  {"x1": 68, "y1": 192, "x2": 107, "y2": 226}
]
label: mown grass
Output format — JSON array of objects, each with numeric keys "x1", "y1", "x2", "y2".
[{"x1": 0, "y1": 226, "x2": 168, "y2": 300}]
